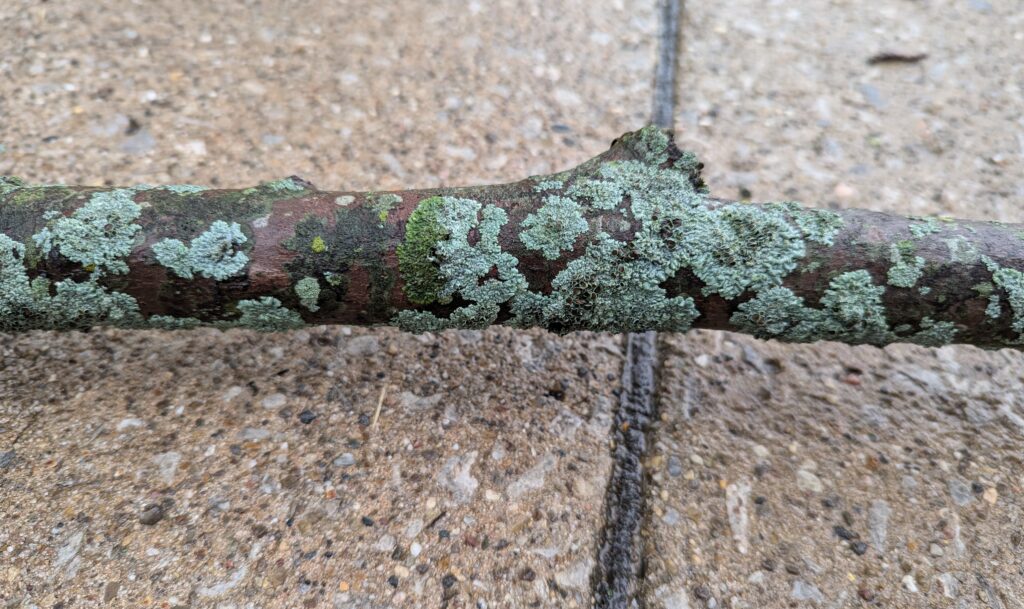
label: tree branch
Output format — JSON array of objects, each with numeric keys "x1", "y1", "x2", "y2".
[{"x1": 2, "y1": 127, "x2": 1022, "y2": 349}]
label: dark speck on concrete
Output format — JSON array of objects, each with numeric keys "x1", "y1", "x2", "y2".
[
  {"x1": 361, "y1": 516, "x2": 374, "y2": 527},
  {"x1": 298, "y1": 410, "x2": 317, "y2": 424},
  {"x1": 139, "y1": 504, "x2": 164, "y2": 525}
]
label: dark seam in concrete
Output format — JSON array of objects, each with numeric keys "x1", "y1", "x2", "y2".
[
  {"x1": 592, "y1": 1, "x2": 681, "y2": 607},
  {"x1": 651, "y1": 0, "x2": 682, "y2": 130}
]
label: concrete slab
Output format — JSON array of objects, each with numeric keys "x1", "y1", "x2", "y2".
[
  {"x1": 647, "y1": 2, "x2": 1024, "y2": 608},
  {"x1": 1, "y1": 327, "x2": 624, "y2": 608},
  {"x1": 0, "y1": 0, "x2": 663, "y2": 607}
]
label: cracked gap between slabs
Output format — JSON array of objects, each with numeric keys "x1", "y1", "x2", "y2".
[{"x1": 591, "y1": 0, "x2": 683, "y2": 608}]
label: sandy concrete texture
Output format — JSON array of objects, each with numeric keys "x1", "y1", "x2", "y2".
[
  {"x1": 647, "y1": 1, "x2": 1024, "y2": 608},
  {"x1": 0, "y1": 0, "x2": 662, "y2": 607}
]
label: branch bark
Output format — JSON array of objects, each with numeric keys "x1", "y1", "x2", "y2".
[{"x1": 2, "y1": 127, "x2": 1023, "y2": 349}]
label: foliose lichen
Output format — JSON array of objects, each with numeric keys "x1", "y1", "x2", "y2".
[
  {"x1": 1, "y1": 233, "x2": 143, "y2": 331},
  {"x1": 295, "y1": 276, "x2": 321, "y2": 312},
  {"x1": 533, "y1": 179, "x2": 564, "y2": 192},
  {"x1": 909, "y1": 217, "x2": 942, "y2": 238},
  {"x1": 983, "y1": 256, "x2": 1024, "y2": 340},
  {"x1": 519, "y1": 195, "x2": 588, "y2": 260},
  {"x1": 730, "y1": 270, "x2": 894, "y2": 345},
  {"x1": 236, "y1": 297, "x2": 305, "y2": 332},
  {"x1": 33, "y1": 189, "x2": 143, "y2": 276},
  {"x1": 153, "y1": 220, "x2": 249, "y2": 280},
  {"x1": 887, "y1": 241, "x2": 924, "y2": 288}
]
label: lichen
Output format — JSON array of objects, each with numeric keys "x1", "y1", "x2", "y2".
[
  {"x1": 677, "y1": 204, "x2": 805, "y2": 299},
  {"x1": 368, "y1": 193, "x2": 402, "y2": 224},
  {"x1": 565, "y1": 178, "x2": 623, "y2": 211},
  {"x1": 944, "y1": 236, "x2": 980, "y2": 264},
  {"x1": 519, "y1": 195, "x2": 588, "y2": 260},
  {"x1": 887, "y1": 241, "x2": 924, "y2": 288},
  {"x1": 295, "y1": 276, "x2": 321, "y2": 312},
  {"x1": 909, "y1": 217, "x2": 942, "y2": 238},
  {"x1": 907, "y1": 317, "x2": 957, "y2": 347},
  {"x1": 152, "y1": 220, "x2": 248, "y2": 280},
  {"x1": 235, "y1": 297, "x2": 304, "y2": 332},
  {"x1": 533, "y1": 179, "x2": 564, "y2": 192},
  {"x1": 260, "y1": 177, "x2": 308, "y2": 193},
  {"x1": 310, "y1": 235, "x2": 327, "y2": 253},
  {"x1": 1, "y1": 233, "x2": 143, "y2": 331},
  {"x1": 148, "y1": 315, "x2": 202, "y2": 330},
  {"x1": 792, "y1": 206, "x2": 844, "y2": 246},
  {"x1": 0, "y1": 176, "x2": 27, "y2": 196},
  {"x1": 32, "y1": 188, "x2": 143, "y2": 276},
  {"x1": 730, "y1": 270, "x2": 893, "y2": 345},
  {"x1": 163, "y1": 184, "x2": 209, "y2": 195},
  {"x1": 983, "y1": 256, "x2": 1024, "y2": 340}
]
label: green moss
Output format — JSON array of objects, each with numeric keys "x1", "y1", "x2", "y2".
[
  {"x1": 235, "y1": 297, "x2": 304, "y2": 332},
  {"x1": 887, "y1": 241, "x2": 924, "y2": 287},
  {"x1": 519, "y1": 195, "x2": 588, "y2": 260},
  {"x1": 397, "y1": 197, "x2": 448, "y2": 305},
  {"x1": 32, "y1": 189, "x2": 143, "y2": 276},
  {"x1": 295, "y1": 276, "x2": 321, "y2": 312},
  {"x1": 152, "y1": 220, "x2": 248, "y2": 280}
]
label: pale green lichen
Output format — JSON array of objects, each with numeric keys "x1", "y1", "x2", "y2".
[
  {"x1": 295, "y1": 276, "x2": 321, "y2": 312},
  {"x1": 792, "y1": 207, "x2": 844, "y2": 246},
  {"x1": 987, "y1": 294, "x2": 1002, "y2": 319},
  {"x1": 148, "y1": 315, "x2": 202, "y2": 330},
  {"x1": 163, "y1": 184, "x2": 209, "y2": 195},
  {"x1": 0, "y1": 233, "x2": 143, "y2": 331},
  {"x1": 677, "y1": 203, "x2": 805, "y2": 298},
  {"x1": 533, "y1": 179, "x2": 564, "y2": 192},
  {"x1": 33, "y1": 189, "x2": 142, "y2": 275},
  {"x1": 908, "y1": 317, "x2": 957, "y2": 347},
  {"x1": 368, "y1": 193, "x2": 402, "y2": 224},
  {"x1": 909, "y1": 217, "x2": 942, "y2": 238},
  {"x1": 152, "y1": 220, "x2": 248, "y2": 280},
  {"x1": 236, "y1": 297, "x2": 304, "y2": 332},
  {"x1": 730, "y1": 271, "x2": 893, "y2": 345},
  {"x1": 1, "y1": 176, "x2": 27, "y2": 196},
  {"x1": 565, "y1": 178, "x2": 623, "y2": 211},
  {"x1": 887, "y1": 241, "x2": 925, "y2": 288},
  {"x1": 261, "y1": 177, "x2": 308, "y2": 193},
  {"x1": 633, "y1": 126, "x2": 671, "y2": 165},
  {"x1": 944, "y1": 236, "x2": 980, "y2": 264},
  {"x1": 983, "y1": 256, "x2": 1024, "y2": 339},
  {"x1": 519, "y1": 195, "x2": 588, "y2": 260}
]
